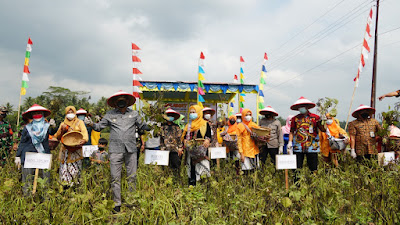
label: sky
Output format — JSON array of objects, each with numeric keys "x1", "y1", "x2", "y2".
[{"x1": 0, "y1": 0, "x2": 399, "y2": 122}]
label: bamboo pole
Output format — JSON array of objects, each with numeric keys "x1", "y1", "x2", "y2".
[
  {"x1": 16, "y1": 91, "x2": 23, "y2": 133},
  {"x1": 345, "y1": 82, "x2": 357, "y2": 130},
  {"x1": 32, "y1": 168, "x2": 39, "y2": 195},
  {"x1": 285, "y1": 169, "x2": 289, "y2": 191}
]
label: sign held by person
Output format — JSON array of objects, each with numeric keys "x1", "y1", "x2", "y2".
[
  {"x1": 24, "y1": 152, "x2": 52, "y2": 169},
  {"x1": 378, "y1": 152, "x2": 395, "y2": 166},
  {"x1": 276, "y1": 155, "x2": 297, "y2": 170},
  {"x1": 144, "y1": 150, "x2": 170, "y2": 166},
  {"x1": 209, "y1": 147, "x2": 227, "y2": 159},
  {"x1": 82, "y1": 145, "x2": 99, "y2": 158}
]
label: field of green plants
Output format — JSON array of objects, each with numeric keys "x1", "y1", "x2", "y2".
[{"x1": 1, "y1": 149, "x2": 400, "y2": 224}]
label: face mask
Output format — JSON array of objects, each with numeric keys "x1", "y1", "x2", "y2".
[
  {"x1": 245, "y1": 116, "x2": 252, "y2": 122},
  {"x1": 326, "y1": 119, "x2": 333, "y2": 125},
  {"x1": 99, "y1": 147, "x2": 105, "y2": 151},
  {"x1": 167, "y1": 116, "x2": 175, "y2": 121},
  {"x1": 236, "y1": 119, "x2": 242, "y2": 123},
  {"x1": 32, "y1": 114, "x2": 43, "y2": 120},
  {"x1": 77, "y1": 115, "x2": 85, "y2": 120},
  {"x1": 117, "y1": 100, "x2": 127, "y2": 108},
  {"x1": 229, "y1": 120, "x2": 235, "y2": 125},
  {"x1": 66, "y1": 113, "x2": 76, "y2": 120},
  {"x1": 204, "y1": 114, "x2": 211, "y2": 120},
  {"x1": 299, "y1": 107, "x2": 308, "y2": 114},
  {"x1": 189, "y1": 113, "x2": 198, "y2": 120},
  {"x1": 361, "y1": 113, "x2": 369, "y2": 119},
  {"x1": 265, "y1": 114, "x2": 272, "y2": 119}
]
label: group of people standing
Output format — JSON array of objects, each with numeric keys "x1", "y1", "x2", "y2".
[{"x1": 5, "y1": 89, "x2": 400, "y2": 213}]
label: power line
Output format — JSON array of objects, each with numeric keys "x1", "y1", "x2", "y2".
[{"x1": 379, "y1": 26, "x2": 400, "y2": 35}]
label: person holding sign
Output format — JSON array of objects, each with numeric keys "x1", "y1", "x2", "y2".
[
  {"x1": 90, "y1": 90, "x2": 150, "y2": 213},
  {"x1": 288, "y1": 97, "x2": 325, "y2": 182},
  {"x1": 53, "y1": 106, "x2": 88, "y2": 186},
  {"x1": 237, "y1": 109, "x2": 260, "y2": 172},
  {"x1": 160, "y1": 108, "x2": 183, "y2": 175},
  {"x1": 259, "y1": 106, "x2": 283, "y2": 165},
  {"x1": 348, "y1": 105, "x2": 381, "y2": 162},
  {"x1": 182, "y1": 105, "x2": 212, "y2": 186},
  {"x1": 16, "y1": 104, "x2": 51, "y2": 195}
]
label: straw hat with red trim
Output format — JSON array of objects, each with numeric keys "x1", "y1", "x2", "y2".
[
  {"x1": 235, "y1": 113, "x2": 242, "y2": 118},
  {"x1": 290, "y1": 96, "x2": 316, "y2": 110},
  {"x1": 76, "y1": 108, "x2": 87, "y2": 115},
  {"x1": 22, "y1": 104, "x2": 51, "y2": 119},
  {"x1": 260, "y1": 106, "x2": 279, "y2": 116},
  {"x1": 202, "y1": 107, "x2": 216, "y2": 116},
  {"x1": 352, "y1": 104, "x2": 375, "y2": 118},
  {"x1": 107, "y1": 90, "x2": 136, "y2": 108},
  {"x1": 165, "y1": 108, "x2": 181, "y2": 121}
]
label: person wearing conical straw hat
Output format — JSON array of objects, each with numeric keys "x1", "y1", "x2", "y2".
[
  {"x1": 235, "y1": 113, "x2": 242, "y2": 123},
  {"x1": 160, "y1": 108, "x2": 183, "y2": 177},
  {"x1": 89, "y1": 90, "x2": 150, "y2": 213},
  {"x1": 259, "y1": 106, "x2": 283, "y2": 165},
  {"x1": 287, "y1": 97, "x2": 325, "y2": 181},
  {"x1": 76, "y1": 108, "x2": 92, "y2": 169},
  {"x1": 203, "y1": 107, "x2": 218, "y2": 147},
  {"x1": 16, "y1": 104, "x2": 51, "y2": 195},
  {"x1": 181, "y1": 105, "x2": 212, "y2": 186},
  {"x1": 348, "y1": 104, "x2": 381, "y2": 161},
  {"x1": 53, "y1": 106, "x2": 89, "y2": 186},
  {"x1": 237, "y1": 109, "x2": 260, "y2": 173}
]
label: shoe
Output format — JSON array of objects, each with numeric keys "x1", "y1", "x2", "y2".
[{"x1": 113, "y1": 206, "x2": 121, "y2": 213}]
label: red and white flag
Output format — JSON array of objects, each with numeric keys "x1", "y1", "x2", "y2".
[
  {"x1": 354, "y1": 8, "x2": 373, "y2": 86},
  {"x1": 132, "y1": 42, "x2": 142, "y2": 98}
]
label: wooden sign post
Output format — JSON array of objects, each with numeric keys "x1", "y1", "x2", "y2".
[
  {"x1": 276, "y1": 155, "x2": 297, "y2": 191},
  {"x1": 24, "y1": 152, "x2": 52, "y2": 194}
]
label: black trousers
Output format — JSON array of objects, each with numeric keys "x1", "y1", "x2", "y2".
[
  {"x1": 295, "y1": 152, "x2": 318, "y2": 171},
  {"x1": 169, "y1": 151, "x2": 181, "y2": 170},
  {"x1": 259, "y1": 146, "x2": 279, "y2": 165}
]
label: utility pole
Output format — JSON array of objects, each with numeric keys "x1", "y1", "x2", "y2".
[{"x1": 370, "y1": 0, "x2": 380, "y2": 117}]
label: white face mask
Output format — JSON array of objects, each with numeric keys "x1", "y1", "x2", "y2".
[
  {"x1": 236, "y1": 119, "x2": 242, "y2": 123},
  {"x1": 245, "y1": 115, "x2": 252, "y2": 122},
  {"x1": 204, "y1": 114, "x2": 211, "y2": 120},
  {"x1": 326, "y1": 119, "x2": 333, "y2": 125},
  {"x1": 66, "y1": 113, "x2": 76, "y2": 120},
  {"x1": 189, "y1": 113, "x2": 198, "y2": 120}
]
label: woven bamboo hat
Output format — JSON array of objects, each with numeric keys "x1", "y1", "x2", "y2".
[{"x1": 61, "y1": 131, "x2": 84, "y2": 147}]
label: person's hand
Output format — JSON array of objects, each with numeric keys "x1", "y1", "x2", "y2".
[
  {"x1": 203, "y1": 139, "x2": 210, "y2": 148},
  {"x1": 84, "y1": 117, "x2": 93, "y2": 126},
  {"x1": 49, "y1": 119, "x2": 56, "y2": 127},
  {"x1": 378, "y1": 95, "x2": 385, "y2": 101},
  {"x1": 13, "y1": 143, "x2": 18, "y2": 151},
  {"x1": 344, "y1": 137, "x2": 350, "y2": 145},
  {"x1": 14, "y1": 157, "x2": 21, "y2": 167},
  {"x1": 178, "y1": 148, "x2": 183, "y2": 157},
  {"x1": 287, "y1": 142, "x2": 293, "y2": 155},
  {"x1": 279, "y1": 146, "x2": 283, "y2": 154},
  {"x1": 79, "y1": 139, "x2": 86, "y2": 145},
  {"x1": 140, "y1": 145, "x2": 145, "y2": 152},
  {"x1": 240, "y1": 154, "x2": 245, "y2": 163},
  {"x1": 350, "y1": 149, "x2": 357, "y2": 159}
]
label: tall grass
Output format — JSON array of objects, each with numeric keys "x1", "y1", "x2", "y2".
[{"x1": 1, "y1": 151, "x2": 399, "y2": 224}]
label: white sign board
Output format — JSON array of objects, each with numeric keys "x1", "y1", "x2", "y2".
[
  {"x1": 24, "y1": 152, "x2": 52, "y2": 169},
  {"x1": 209, "y1": 147, "x2": 227, "y2": 159},
  {"x1": 276, "y1": 155, "x2": 297, "y2": 170},
  {"x1": 195, "y1": 159, "x2": 211, "y2": 181},
  {"x1": 145, "y1": 150, "x2": 170, "y2": 166},
  {"x1": 378, "y1": 152, "x2": 396, "y2": 166},
  {"x1": 82, "y1": 145, "x2": 99, "y2": 158}
]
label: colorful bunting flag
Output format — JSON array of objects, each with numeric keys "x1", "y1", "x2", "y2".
[
  {"x1": 197, "y1": 52, "x2": 206, "y2": 106},
  {"x1": 20, "y1": 38, "x2": 32, "y2": 96},
  {"x1": 233, "y1": 74, "x2": 238, "y2": 83},
  {"x1": 354, "y1": 8, "x2": 373, "y2": 86},
  {"x1": 132, "y1": 42, "x2": 143, "y2": 98},
  {"x1": 257, "y1": 53, "x2": 268, "y2": 111},
  {"x1": 238, "y1": 56, "x2": 246, "y2": 111}
]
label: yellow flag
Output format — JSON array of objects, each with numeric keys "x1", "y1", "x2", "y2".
[
  {"x1": 198, "y1": 73, "x2": 206, "y2": 81},
  {"x1": 20, "y1": 87, "x2": 26, "y2": 96},
  {"x1": 239, "y1": 96, "x2": 245, "y2": 102},
  {"x1": 259, "y1": 96, "x2": 264, "y2": 103},
  {"x1": 261, "y1": 71, "x2": 266, "y2": 78},
  {"x1": 240, "y1": 73, "x2": 245, "y2": 79},
  {"x1": 198, "y1": 102, "x2": 203, "y2": 108},
  {"x1": 24, "y1": 58, "x2": 30, "y2": 66},
  {"x1": 259, "y1": 84, "x2": 264, "y2": 90}
]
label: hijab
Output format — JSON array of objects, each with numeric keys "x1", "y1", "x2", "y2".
[
  {"x1": 26, "y1": 115, "x2": 50, "y2": 153},
  {"x1": 63, "y1": 106, "x2": 78, "y2": 126},
  {"x1": 183, "y1": 105, "x2": 208, "y2": 138},
  {"x1": 282, "y1": 115, "x2": 294, "y2": 134},
  {"x1": 227, "y1": 115, "x2": 238, "y2": 133},
  {"x1": 326, "y1": 113, "x2": 341, "y2": 138},
  {"x1": 238, "y1": 109, "x2": 258, "y2": 133}
]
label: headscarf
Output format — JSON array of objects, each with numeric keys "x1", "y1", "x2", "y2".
[
  {"x1": 63, "y1": 106, "x2": 79, "y2": 126},
  {"x1": 238, "y1": 109, "x2": 258, "y2": 132},
  {"x1": 326, "y1": 113, "x2": 341, "y2": 138},
  {"x1": 227, "y1": 115, "x2": 238, "y2": 134},
  {"x1": 183, "y1": 105, "x2": 208, "y2": 138},
  {"x1": 174, "y1": 114, "x2": 185, "y2": 129},
  {"x1": 282, "y1": 115, "x2": 294, "y2": 134},
  {"x1": 26, "y1": 115, "x2": 50, "y2": 153}
]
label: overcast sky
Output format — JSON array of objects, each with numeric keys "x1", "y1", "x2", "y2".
[{"x1": 1, "y1": 0, "x2": 399, "y2": 121}]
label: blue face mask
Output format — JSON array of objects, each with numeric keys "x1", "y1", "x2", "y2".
[
  {"x1": 299, "y1": 107, "x2": 308, "y2": 114},
  {"x1": 189, "y1": 113, "x2": 198, "y2": 120},
  {"x1": 77, "y1": 115, "x2": 85, "y2": 121},
  {"x1": 168, "y1": 116, "x2": 175, "y2": 121}
]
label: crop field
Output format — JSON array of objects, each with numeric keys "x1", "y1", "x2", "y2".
[{"x1": 1, "y1": 151, "x2": 399, "y2": 224}]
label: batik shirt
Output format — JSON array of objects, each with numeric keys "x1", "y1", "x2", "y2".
[
  {"x1": 290, "y1": 113, "x2": 321, "y2": 153},
  {"x1": 160, "y1": 123, "x2": 183, "y2": 152},
  {"x1": 348, "y1": 118, "x2": 380, "y2": 155}
]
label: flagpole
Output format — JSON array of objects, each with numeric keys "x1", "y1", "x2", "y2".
[
  {"x1": 197, "y1": 58, "x2": 200, "y2": 106},
  {"x1": 16, "y1": 91, "x2": 22, "y2": 132},
  {"x1": 370, "y1": 0, "x2": 380, "y2": 116},
  {"x1": 345, "y1": 82, "x2": 357, "y2": 130}
]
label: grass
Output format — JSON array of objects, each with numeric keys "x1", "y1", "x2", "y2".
[{"x1": 1, "y1": 150, "x2": 400, "y2": 224}]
